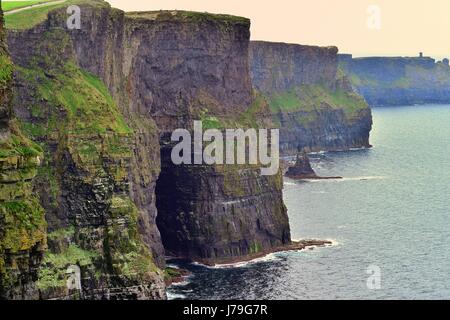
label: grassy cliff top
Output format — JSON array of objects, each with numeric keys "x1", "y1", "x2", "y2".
[
  {"x1": 2, "y1": 1, "x2": 50, "y2": 12},
  {"x1": 251, "y1": 40, "x2": 338, "y2": 53},
  {"x1": 125, "y1": 10, "x2": 250, "y2": 26},
  {"x1": 4, "y1": 0, "x2": 109, "y2": 30},
  {"x1": 352, "y1": 56, "x2": 435, "y2": 62},
  {"x1": 269, "y1": 84, "x2": 369, "y2": 122},
  {"x1": 4, "y1": 1, "x2": 250, "y2": 30}
]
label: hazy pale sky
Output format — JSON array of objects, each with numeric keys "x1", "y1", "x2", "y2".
[{"x1": 107, "y1": 0, "x2": 450, "y2": 59}]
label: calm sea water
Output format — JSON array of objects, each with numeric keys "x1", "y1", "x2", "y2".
[{"x1": 168, "y1": 104, "x2": 450, "y2": 300}]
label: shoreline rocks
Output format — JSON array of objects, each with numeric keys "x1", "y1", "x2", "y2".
[
  {"x1": 285, "y1": 152, "x2": 342, "y2": 180},
  {"x1": 192, "y1": 239, "x2": 334, "y2": 267},
  {"x1": 164, "y1": 267, "x2": 191, "y2": 286}
]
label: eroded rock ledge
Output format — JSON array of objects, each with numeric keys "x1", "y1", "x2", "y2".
[{"x1": 195, "y1": 239, "x2": 334, "y2": 266}]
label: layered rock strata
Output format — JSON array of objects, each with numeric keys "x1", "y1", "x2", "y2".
[
  {"x1": 2, "y1": 1, "x2": 292, "y2": 297},
  {"x1": 339, "y1": 54, "x2": 450, "y2": 106},
  {"x1": 250, "y1": 41, "x2": 373, "y2": 154}
]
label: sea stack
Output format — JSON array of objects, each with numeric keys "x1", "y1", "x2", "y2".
[
  {"x1": 285, "y1": 152, "x2": 318, "y2": 179},
  {"x1": 285, "y1": 152, "x2": 343, "y2": 180}
]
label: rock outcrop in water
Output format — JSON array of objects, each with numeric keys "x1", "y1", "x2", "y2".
[
  {"x1": 285, "y1": 152, "x2": 342, "y2": 180},
  {"x1": 339, "y1": 54, "x2": 450, "y2": 106},
  {"x1": 2, "y1": 0, "x2": 291, "y2": 298},
  {"x1": 285, "y1": 152, "x2": 317, "y2": 179},
  {"x1": 250, "y1": 41, "x2": 373, "y2": 154}
]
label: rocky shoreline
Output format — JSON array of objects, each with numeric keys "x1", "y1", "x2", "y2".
[
  {"x1": 285, "y1": 153, "x2": 343, "y2": 180},
  {"x1": 164, "y1": 267, "x2": 191, "y2": 286},
  {"x1": 192, "y1": 239, "x2": 334, "y2": 267}
]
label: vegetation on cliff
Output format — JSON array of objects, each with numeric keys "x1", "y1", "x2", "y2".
[
  {"x1": 4, "y1": 0, "x2": 109, "y2": 30},
  {"x1": 3, "y1": 19, "x2": 163, "y2": 297},
  {"x1": 268, "y1": 83, "x2": 368, "y2": 124},
  {"x1": 2, "y1": 1, "x2": 49, "y2": 12},
  {"x1": 126, "y1": 10, "x2": 250, "y2": 27},
  {"x1": 340, "y1": 55, "x2": 450, "y2": 106},
  {"x1": 3, "y1": 0, "x2": 289, "y2": 297},
  {"x1": 0, "y1": 5, "x2": 46, "y2": 296},
  {"x1": 250, "y1": 41, "x2": 372, "y2": 153}
]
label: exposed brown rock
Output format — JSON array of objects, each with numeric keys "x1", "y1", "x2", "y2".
[
  {"x1": 285, "y1": 152, "x2": 317, "y2": 179},
  {"x1": 285, "y1": 152, "x2": 342, "y2": 180}
]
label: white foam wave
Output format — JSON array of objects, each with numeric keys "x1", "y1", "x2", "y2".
[
  {"x1": 167, "y1": 292, "x2": 187, "y2": 300},
  {"x1": 309, "y1": 151, "x2": 327, "y2": 155},
  {"x1": 290, "y1": 239, "x2": 339, "y2": 249},
  {"x1": 305, "y1": 176, "x2": 384, "y2": 183},
  {"x1": 169, "y1": 277, "x2": 192, "y2": 287},
  {"x1": 196, "y1": 240, "x2": 340, "y2": 269},
  {"x1": 192, "y1": 253, "x2": 281, "y2": 269}
]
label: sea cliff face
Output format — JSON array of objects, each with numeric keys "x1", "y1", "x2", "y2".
[
  {"x1": 0, "y1": 7, "x2": 46, "y2": 299},
  {"x1": 2, "y1": 1, "x2": 291, "y2": 298},
  {"x1": 250, "y1": 41, "x2": 372, "y2": 154},
  {"x1": 122, "y1": 12, "x2": 290, "y2": 263},
  {"x1": 339, "y1": 54, "x2": 450, "y2": 106},
  {"x1": 4, "y1": 2, "x2": 166, "y2": 299}
]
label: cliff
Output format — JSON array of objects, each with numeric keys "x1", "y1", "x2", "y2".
[
  {"x1": 0, "y1": 6, "x2": 46, "y2": 299},
  {"x1": 339, "y1": 54, "x2": 450, "y2": 106},
  {"x1": 2, "y1": 1, "x2": 291, "y2": 298},
  {"x1": 4, "y1": 0, "x2": 166, "y2": 299},
  {"x1": 250, "y1": 41, "x2": 372, "y2": 154}
]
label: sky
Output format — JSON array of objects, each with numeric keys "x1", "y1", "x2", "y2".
[{"x1": 106, "y1": 0, "x2": 450, "y2": 60}]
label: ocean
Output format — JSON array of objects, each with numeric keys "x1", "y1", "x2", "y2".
[{"x1": 167, "y1": 104, "x2": 450, "y2": 300}]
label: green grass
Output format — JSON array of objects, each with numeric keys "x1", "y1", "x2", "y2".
[
  {"x1": 37, "y1": 244, "x2": 99, "y2": 290},
  {"x1": 44, "y1": 244, "x2": 99, "y2": 268},
  {"x1": 4, "y1": 1, "x2": 67, "y2": 29},
  {"x1": 13, "y1": 30, "x2": 132, "y2": 136},
  {"x1": 0, "y1": 197, "x2": 46, "y2": 253},
  {"x1": 2, "y1": 1, "x2": 50, "y2": 12},
  {"x1": 0, "y1": 54, "x2": 13, "y2": 87},
  {"x1": 126, "y1": 10, "x2": 250, "y2": 26},
  {"x1": 0, "y1": 125, "x2": 43, "y2": 160},
  {"x1": 269, "y1": 91, "x2": 302, "y2": 112},
  {"x1": 195, "y1": 93, "x2": 270, "y2": 131},
  {"x1": 268, "y1": 84, "x2": 368, "y2": 121},
  {"x1": 106, "y1": 197, "x2": 160, "y2": 277},
  {"x1": 18, "y1": 62, "x2": 132, "y2": 135},
  {"x1": 4, "y1": 0, "x2": 109, "y2": 30},
  {"x1": 47, "y1": 226, "x2": 75, "y2": 241}
]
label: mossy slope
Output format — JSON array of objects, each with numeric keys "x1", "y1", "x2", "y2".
[
  {"x1": 0, "y1": 5, "x2": 46, "y2": 298},
  {"x1": 4, "y1": 0, "x2": 109, "y2": 30},
  {"x1": 7, "y1": 25, "x2": 163, "y2": 298}
]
